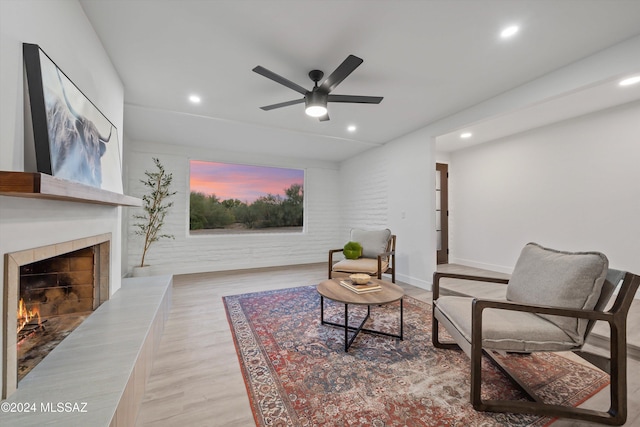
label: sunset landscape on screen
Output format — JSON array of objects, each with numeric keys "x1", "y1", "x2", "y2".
[{"x1": 190, "y1": 160, "x2": 304, "y2": 203}]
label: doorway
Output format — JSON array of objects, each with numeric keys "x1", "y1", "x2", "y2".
[{"x1": 436, "y1": 163, "x2": 449, "y2": 264}]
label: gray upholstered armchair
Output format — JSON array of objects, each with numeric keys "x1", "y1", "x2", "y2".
[
  {"x1": 432, "y1": 242, "x2": 640, "y2": 425},
  {"x1": 328, "y1": 228, "x2": 396, "y2": 283}
]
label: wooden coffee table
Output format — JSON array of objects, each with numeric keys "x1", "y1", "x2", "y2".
[{"x1": 317, "y1": 278, "x2": 404, "y2": 351}]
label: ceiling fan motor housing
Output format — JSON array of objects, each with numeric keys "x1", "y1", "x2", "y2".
[{"x1": 306, "y1": 90, "x2": 328, "y2": 107}]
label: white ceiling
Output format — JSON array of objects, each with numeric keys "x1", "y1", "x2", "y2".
[
  {"x1": 79, "y1": 0, "x2": 640, "y2": 161},
  {"x1": 436, "y1": 74, "x2": 640, "y2": 151}
]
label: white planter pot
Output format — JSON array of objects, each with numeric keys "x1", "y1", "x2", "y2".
[{"x1": 132, "y1": 265, "x2": 152, "y2": 277}]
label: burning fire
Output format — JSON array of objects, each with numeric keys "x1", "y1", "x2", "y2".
[{"x1": 17, "y1": 298, "x2": 41, "y2": 334}]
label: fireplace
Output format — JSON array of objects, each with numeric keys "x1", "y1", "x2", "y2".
[
  {"x1": 3, "y1": 234, "x2": 110, "y2": 398},
  {"x1": 17, "y1": 245, "x2": 107, "y2": 381}
]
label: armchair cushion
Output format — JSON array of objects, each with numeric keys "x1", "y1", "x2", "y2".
[
  {"x1": 435, "y1": 296, "x2": 578, "y2": 352},
  {"x1": 506, "y1": 242, "x2": 608, "y2": 343},
  {"x1": 350, "y1": 228, "x2": 391, "y2": 258},
  {"x1": 332, "y1": 258, "x2": 389, "y2": 275}
]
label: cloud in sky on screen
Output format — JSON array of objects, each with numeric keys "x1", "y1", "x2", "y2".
[{"x1": 190, "y1": 160, "x2": 304, "y2": 203}]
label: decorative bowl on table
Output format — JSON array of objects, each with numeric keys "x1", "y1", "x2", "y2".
[{"x1": 350, "y1": 273, "x2": 371, "y2": 285}]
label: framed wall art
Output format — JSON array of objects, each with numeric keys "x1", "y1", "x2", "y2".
[{"x1": 23, "y1": 43, "x2": 123, "y2": 193}]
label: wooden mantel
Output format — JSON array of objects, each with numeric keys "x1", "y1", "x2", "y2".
[{"x1": 0, "y1": 171, "x2": 142, "y2": 207}]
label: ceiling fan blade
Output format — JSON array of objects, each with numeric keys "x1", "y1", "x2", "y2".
[
  {"x1": 319, "y1": 55, "x2": 363, "y2": 94},
  {"x1": 319, "y1": 113, "x2": 330, "y2": 122},
  {"x1": 260, "y1": 98, "x2": 305, "y2": 111},
  {"x1": 328, "y1": 94, "x2": 383, "y2": 104},
  {"x1": 253, "y1": 66, "x2": 308, "y2": 95}
]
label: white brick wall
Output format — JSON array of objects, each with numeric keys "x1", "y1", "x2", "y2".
[
  {"x1": 124, "y1": 142, "x2": 342, "y2": 276},
  {"x1": 339, "y1": 147, "x2": 389, "y2": 238}
]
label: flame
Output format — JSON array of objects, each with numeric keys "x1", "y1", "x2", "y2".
[{"x1": 17, "y1": 298, "x2": 41, "y2": 334}]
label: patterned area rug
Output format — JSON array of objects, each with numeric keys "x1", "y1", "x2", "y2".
[{"x1": 223, "y1": 285, "x2": 609, "y2": 426}]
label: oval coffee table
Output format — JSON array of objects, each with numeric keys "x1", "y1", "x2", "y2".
[{"x1": 317, "y1": 278, "x2": 404, "y2": 351}]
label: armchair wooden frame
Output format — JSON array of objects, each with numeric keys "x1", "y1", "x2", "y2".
[
  {"x1": 328, "y1": 235, "x2": 396, "y2": 283},
  {"x1": 432, "y1": 270, "x2": 640, "y2": 426}
]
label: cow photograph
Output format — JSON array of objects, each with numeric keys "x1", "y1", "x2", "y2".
[{"x1": 24, "y1": 44, "x2": 122, "y2": 194}]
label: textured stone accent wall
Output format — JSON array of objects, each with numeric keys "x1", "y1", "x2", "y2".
[{"x1": 339, "y1": 148, "x2": 389, "y2": 238}]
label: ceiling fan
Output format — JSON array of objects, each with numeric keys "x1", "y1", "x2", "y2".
[{"x1": 252, "y1": 54, "x2": 383, "y2": 122}]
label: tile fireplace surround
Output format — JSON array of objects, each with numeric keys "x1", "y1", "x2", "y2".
[{"x1": 3, "y1": 233, "x2": 111, "y2": 397}]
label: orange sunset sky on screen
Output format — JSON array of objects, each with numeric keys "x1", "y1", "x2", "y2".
[{"x1": 189, "y1": 160, "x2": 304, "y2": 204}]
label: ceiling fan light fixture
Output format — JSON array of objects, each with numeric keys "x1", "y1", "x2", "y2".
[
  {"x1": 305, "y1": 91, "x2": 328, "y2": 117},
  {"x1": 305, "y1": 105, "x2": 328, "y2": 117}
]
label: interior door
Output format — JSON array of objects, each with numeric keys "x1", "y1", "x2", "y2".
[{"x1": 436, "y1": 163, "x2": 449, "y2": 264}]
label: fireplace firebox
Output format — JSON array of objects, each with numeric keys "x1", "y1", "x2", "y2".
[{"x1": 17, "y1": 246, "x2": 103, "y2": 381}]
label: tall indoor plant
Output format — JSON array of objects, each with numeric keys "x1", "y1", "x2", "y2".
[{"x1": 133, "y1": 157, "x2": 176, "y2": 275}]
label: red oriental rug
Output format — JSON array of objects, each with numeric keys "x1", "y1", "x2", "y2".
[{"x1": 223, "y1": 285, "x2": 609, "y2": 426}]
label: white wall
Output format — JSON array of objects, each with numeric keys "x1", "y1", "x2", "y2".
[
  {"x1": 449, "y1": 101, "x2": 640, "y2": 274},
  {"x1": 124, "y1": 139, "x2": 342, "y2": 276},
  {"x1": 0, "y1": 0, "x2": 124, "y2": 395}
]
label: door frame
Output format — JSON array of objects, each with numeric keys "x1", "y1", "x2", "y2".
[{"x1": 436, "y1": 163, "x2": 449, "y2": 264}]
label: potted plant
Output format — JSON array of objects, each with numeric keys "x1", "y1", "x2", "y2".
[{"x1": 132, "y1": 157, "x2": 176, "y2": 276}]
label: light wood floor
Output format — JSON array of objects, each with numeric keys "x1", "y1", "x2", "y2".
[{"x1": 135, "y1": 263, "x2": 640, "y2": 426}]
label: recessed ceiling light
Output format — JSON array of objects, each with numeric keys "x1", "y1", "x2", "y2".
[
  {"x1": 460, "y1": 132, "x2": 472, "y2": 139},
  {"x1": 500, "y1": 25, "x2": 519, "y2": 39},
  {"x1": 347, "y1": 125, "x2": 357, "y2": 132},
  {"x1": 619, "y1": 75, "x2": 640, "y2": 86},
  {"x1": 189, "y1": 95, "x2": 201, "y2": 103}
]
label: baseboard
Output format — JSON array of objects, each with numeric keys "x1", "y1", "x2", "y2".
[
  {"x1": 396, "y1": 272, "x2": 432, "y2": 290},
  {"x1": 133, "y1": 259, "x2": 327, "y2": 277},
  {"x1": 586, "y1": 333, "x2": 640, "y2": 361}
]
